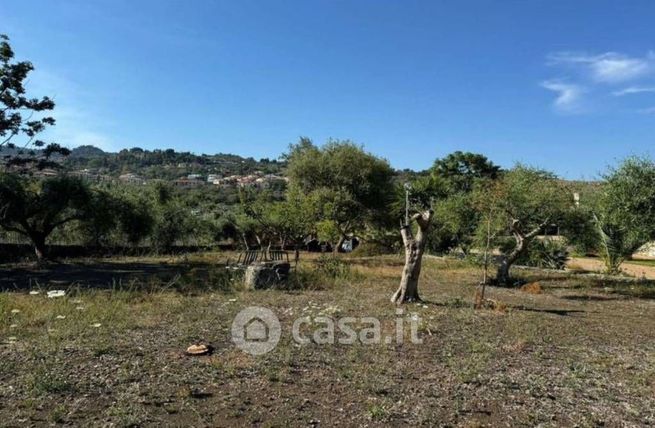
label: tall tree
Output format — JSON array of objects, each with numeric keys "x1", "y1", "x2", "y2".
[
  {"x1": 0, "y1": 35, "x2": 68, "y2": 170},
  {"x1": 403, "y1": 152, "x2": 501, "y2": 255},
  {"x1": 285, "y1": 138, "x2": 395, "y2": 252},
  {"x1": 430, "y1": 151, "x2": 501, "y2": 194}
]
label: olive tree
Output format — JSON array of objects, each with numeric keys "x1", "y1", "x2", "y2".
[
  {"x1": 0, "y1": 174, "x2": 92, "y2": 260},
  {"x1": 391, "y1": 208, "x2": 434, "y2": 304},
  {"x1": 244, "y1": 187, "x2": 320, "y2": 263},
  {"x1": 475, "y1": 165, "x2": 571, "y2": 285},
  {"x1": 285, "y1": 138, "x2": 395, "y2": 252},
  {"x1": 407, "y1": 152, "x2": 501, "y2": 255}
]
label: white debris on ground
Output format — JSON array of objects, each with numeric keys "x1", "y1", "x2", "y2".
[{"x1": 46, "y1": 290, "x2": 66, "y2": 298}]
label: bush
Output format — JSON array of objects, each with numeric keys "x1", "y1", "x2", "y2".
[
  {"x1": 314, "y1": 255, "x2": 351, "y2": 278},
  {"x1": 286, "y1": 255, "x2": 356, "y2": 290},
  {"x1": 350, "y1": 241, "x2": 395, "y2": 257},
  {"x1": 517, "y1": 238, "x2": 569, "y2": 270}
]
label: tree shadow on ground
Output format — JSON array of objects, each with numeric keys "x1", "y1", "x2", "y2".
[
  {"x1": 0, "y1": 261, "x2": 228, "y2": 292},
  {"x1": 418, "y1": 299, "x2": 588, "y2": 316},
  {"x1": 508, "y1": 305, "x2": 588, "y2": 316},
  {"x1": 559, "y1": 294, "x2": 626, "y2": 301}
]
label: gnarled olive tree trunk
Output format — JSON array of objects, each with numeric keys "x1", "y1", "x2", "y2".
[
  {"x1": 391, "y1": 209, "x2": 434, "y2": 304},
  {"x1": 496, "y1": 218, "x2": 547, "y2": 285}
]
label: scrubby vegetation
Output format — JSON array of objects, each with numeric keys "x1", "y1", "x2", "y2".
[
  {"x1": 1, "y1": 30, "x2": 655, "y2": 427},
  {"x1": 1, "y1": 253, "x2": 654, "y2": 426}
]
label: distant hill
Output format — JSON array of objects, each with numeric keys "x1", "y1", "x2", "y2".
[
  {"x1": 61, "y1": 146, "x2": 286, "y2": 180},
  {"x1": 69, "y1": 145, "x2": 106, "y2": 158}
]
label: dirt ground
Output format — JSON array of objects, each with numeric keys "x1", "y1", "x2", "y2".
[
  {"x1": 569, "y1": 256, "x2": 655, "y2": 279},
  {"x1": 1, "y1": 253, "x2": 654, "y2": 426}
]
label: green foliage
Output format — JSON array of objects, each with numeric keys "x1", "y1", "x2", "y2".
[
  {"x1": 350, "y1": 241, "x2": 395, "y2": 257},
  {"x1": 429, "y1": 192, "x2": 478, "y2": 254},
  {"x1": 473, "y1": 164, "x2": 572, "y2": 283},
  {"x1": 314, "y1": 254, "x2": 352, "y2": 279},
  {"x1": 593, "y1": 214, "x2": 629, "y2": 275},
  {"x1": 117, "y1": 196, "x2": 154, "y2": 246},
  {"x1": 430, "y1": 151, "x2": 501, "y2": 194},
  {"x1": 480, "y1": 166, "x2": 567, "y2": 229},
  {"x1": 242, "y1": 187, "x2": 320, "y2": 249},
  {"x1": 516, "y1": 238, "x2": 569, "y2": 270},
  {"x1": 402, "y1": 152, "x2": 502, "y2": 255},
  {"x1": 286, "y1": 138, "x2": 395, "y2": 245},
  {"x1": 591, "y1": 157, "x2": 655, "y2": 274},
  {"x1": 61, "y1": 146, "x2": 284, "y2": 180},
  {"x1": 0, "y1": 174, "x2": 93, "y2": 258},
  {"x1": 0, "y1": 35, "x2": 69, "y2": 170},
  {"x1": 78, "y1": 189, "x2": 120, "y2": 246}
]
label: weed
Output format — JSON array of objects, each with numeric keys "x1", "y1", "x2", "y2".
[
  {"x1": 48, "y1": 404, "x2": 68, "y2": 424},
  {"x1": 368, "y1": 404, "x2": 387, "y2": 421}
]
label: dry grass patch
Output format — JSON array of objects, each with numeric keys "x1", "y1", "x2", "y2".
[{"x1": 1, "y1": 253, "x2": 654, "y2": 426}]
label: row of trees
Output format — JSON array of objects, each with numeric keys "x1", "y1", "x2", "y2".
[
  {"x1": 2, "y1": 33, "x2": 655, "y2": 285},
  {"x1": 2, "y1": 137, "x2": 654, "y2": 286},
  {"x1": 0, "y1": 177, "x2": 234, "y2": 260}
]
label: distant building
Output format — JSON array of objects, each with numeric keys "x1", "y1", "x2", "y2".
[
  {"x1": 213, "y1": 175, "x2": 239, "y2": 187},
  {"x1": 34, "y1": 168, "x2": 59, "y2": 178},
  {"x1": 119, "y1": 173, "x2": 146, "y2": 185},
  {"x1": 187, "y1": 173, "x2": 203, "y2": 180},
  {"x1": 210, "y1": 173, "x2": 286, "y2": 188},
  {"x1": 69, "y1": 169, "x2": 113, "y2": 183},
  {"x1": 173, "y1": 177, "x2": 205, "y2": 188}
]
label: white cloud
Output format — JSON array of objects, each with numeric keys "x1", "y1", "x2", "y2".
[
  {"x1": 540, "y1": 80, "x2": 585, "y2": 113},
  {"x1": 547, "y1": 51, "x2": 655, "y2": 83},
  {"x1": 612, "y1": 86, "x2": 655, "y2": 96}
]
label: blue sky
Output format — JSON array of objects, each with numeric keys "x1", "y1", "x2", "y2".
[{"x1": 2, "y1": 0, "x2": 655, "y2": 178}]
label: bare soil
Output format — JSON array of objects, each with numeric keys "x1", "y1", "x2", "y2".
[
  {"x1": 569, "y1": 256, "x2": 655, "y2": 279},
  {"x1": 1, "y1": 253, "x2": 654, "y2": 426}
]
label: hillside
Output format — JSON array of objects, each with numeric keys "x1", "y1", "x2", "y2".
[{"x1": 0, "y1": 145, "x2": 287, "y2": 180}]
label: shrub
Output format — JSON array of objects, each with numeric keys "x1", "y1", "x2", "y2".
[
  {"x1": 350, "y1": 241, "x2": 395, "y2": 257},
  {"x1": 286, "y1": 255, "x2": 356, "y2": 290},
  {"x1": 516, "y1": 238, "x2": 569, "y2": 270},
  {"x1": 314, "y1": 255, "x2": 351, "y2": 278}
]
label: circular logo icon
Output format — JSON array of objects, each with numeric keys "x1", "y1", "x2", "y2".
[{"x1": 231, "y1": 306, "x2": 281, "y2": 355}]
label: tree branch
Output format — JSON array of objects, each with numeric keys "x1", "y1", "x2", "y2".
[{"x1": 525, "y1": 218, "x2": 550, "y2": 239}]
